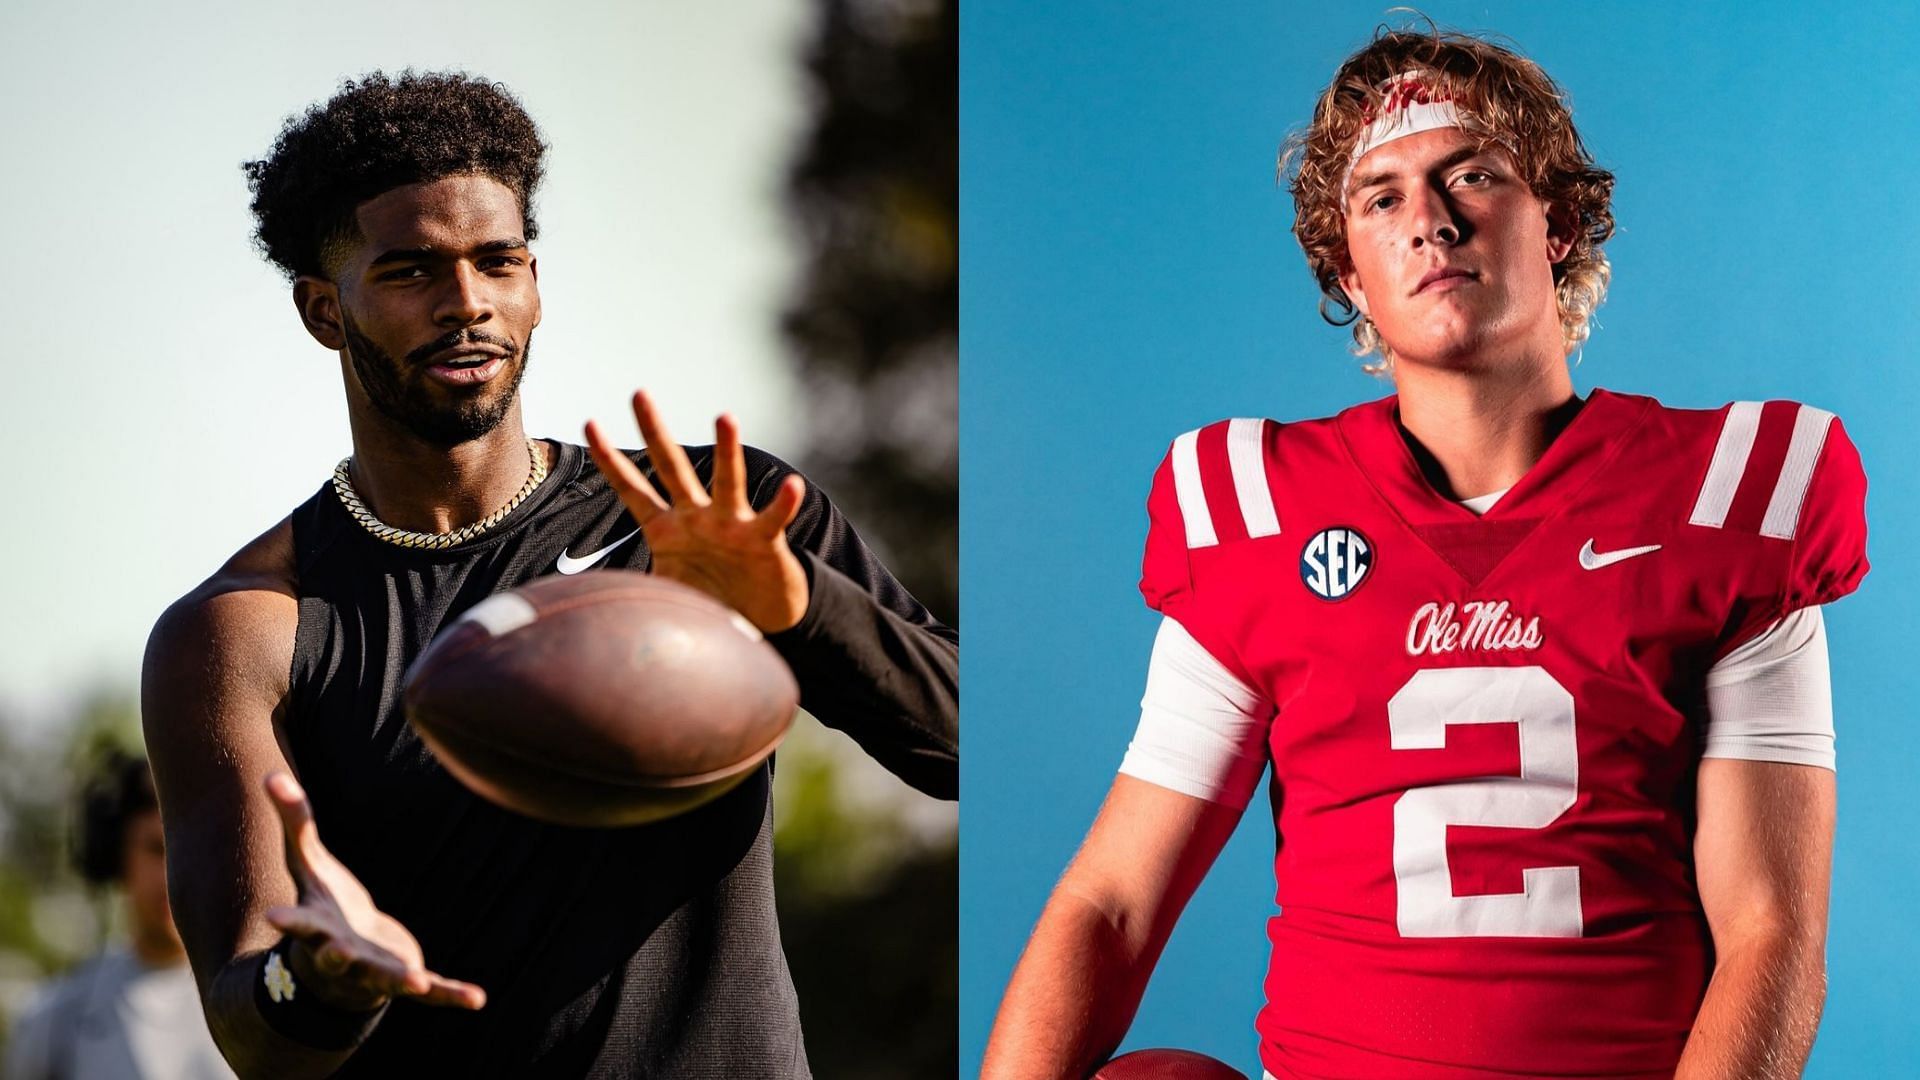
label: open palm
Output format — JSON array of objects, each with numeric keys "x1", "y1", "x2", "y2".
[{"x1": 261, "y1": 772, "x2": 485, "y2": 1012}]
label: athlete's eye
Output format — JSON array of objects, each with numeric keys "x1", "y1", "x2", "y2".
[
  {"x1": 380, "y1": 266, "x2": 429, "y2": 281},
  {"x1": 479, "y1": 256, "x2": 525, "y2": 273},
  {"x1": 1452, "y1": 169, "x2": 1492, "y2": 187},
  {"x1": 1367, "y1": 193, "x2": 1400, "y2": 214}
]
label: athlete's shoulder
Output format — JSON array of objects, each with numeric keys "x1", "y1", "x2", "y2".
[
  {"x1": 159, "y1": 517, "x2": 298, "y2": 623},
  {"x1": 1616, "y1": 391, "x2": 1869, "y2": 629},
  {"x1": 1142, "y1": 407, "x2": 1357, "y2": 553},
  {"x1": 1618, "y1": 391, "x2": 1866, "y2": 545},
  {"x1": 1140, "y1": 414, "x2": 1316, "y2": 614},
  {"x1": 146, "y1": 518, "x2": 298, "y2": 703}
]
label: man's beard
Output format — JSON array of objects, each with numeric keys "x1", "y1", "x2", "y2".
[{"x1": 342, "y1": 312, "x2": 530, "y2": 447}]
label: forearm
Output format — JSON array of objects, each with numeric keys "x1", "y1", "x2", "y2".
[
  {"x1": 982, "y1": 890, "x2": 1156, "y2": 1080},
  {"x1": 203, "y1": 947, "x2": 386, "y2": 1080},
  {"x1": 1684, "y1": 754, "x2": 1835, "y2": 1079},
  {"x1": 769, "y1": 551, "x2": 958, "y2": 797},
  {"x1": 1674, "y1": 928, "x2": 1826, "y2": 1079},
  {"x1": 987, "y1": 777, "x2": 1242, "y2": 1077}
]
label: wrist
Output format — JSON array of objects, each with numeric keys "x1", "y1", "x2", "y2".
[
  {"x1": 761, "y1": 551, "x2": 811, "y2": 632},
  {"x1": 762, "y1": 549, "x2": 819, "y2": 639},
  {"x1": 254, "y1": 939, "x2": 389, "y2": 1050}
]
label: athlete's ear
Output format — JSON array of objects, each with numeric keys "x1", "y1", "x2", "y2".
[
  {"x1": 293, "y1": 277, "x2": 346, "y2": 351},
  {"x1": 1544, "y1": 201, "x2": 1578, "y2": 266},
  {"x1": 1337, "y1": 254, "x2": 1371, "y2": 319},
  {"x1": 529, "y1": 256, "x2": 541, "y2": 329}
]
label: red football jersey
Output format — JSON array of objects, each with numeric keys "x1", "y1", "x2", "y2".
[{"x1": 1140, "y1": 390, "x2": 1868, "y2": 1079}]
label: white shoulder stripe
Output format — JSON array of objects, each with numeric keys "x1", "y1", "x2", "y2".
[
  {"x1": 1226, "y1": 418, "x2": 1280, "y2": 539},
  {"x1": 1760, "y1": 406, "x2": 1834, "y2": 540},
  {"x1": 1170, "y1": 429, "x2": 1217, "y2": 549},
  {"x1": 1689, "y1": 401, "x2": 1763, "y2": 529}
]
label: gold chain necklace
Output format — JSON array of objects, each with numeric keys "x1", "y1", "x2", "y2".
[{"x1": 332, "y1": 439, "x2": 549, "y2": 550}]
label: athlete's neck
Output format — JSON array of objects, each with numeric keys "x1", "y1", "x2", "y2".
[
  {"x1": 344, "y1": 404, "x2": 549, "y2": 535},
  {"x1": 1392, "y1": 357, "x2": 1579, "y2": 502}
]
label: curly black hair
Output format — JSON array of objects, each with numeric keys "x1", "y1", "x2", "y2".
[
  {"x1": 243, "y1": 71, "x2": 548, "y2": 281},
  {"x1": 73, "y1": 750, "x2": 158, "y2": 885}
]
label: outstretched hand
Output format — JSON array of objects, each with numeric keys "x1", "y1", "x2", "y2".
[
  {"x1": 261, "y1": 773, "x2": 485, "y2": 1013},
  {"x1": 585, "y1": 390, "x2": 809, "y2": 633}
]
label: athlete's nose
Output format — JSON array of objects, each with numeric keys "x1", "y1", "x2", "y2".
[
  {"x1": 1406, "y1": 186, "x2": 1464, "y2": 249},
  {"x1": 435, "y1": 261, "x2": 493, "y2": 327}
]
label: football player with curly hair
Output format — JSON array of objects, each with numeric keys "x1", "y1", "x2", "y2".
[
  {"x1": 144, "y1": 71, "x2": 956, "y2": 1079},
  {"x1": 986, "y1": 25, "x2": 1861, "y2": 1080}
]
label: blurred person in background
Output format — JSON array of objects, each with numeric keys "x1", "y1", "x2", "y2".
[{"x1": 4, "y1": 751, "x2": 232, "y2": 1079}]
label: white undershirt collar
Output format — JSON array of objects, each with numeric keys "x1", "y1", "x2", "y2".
[{"x1": 1457, "y1": 487, "x2": 1511, "y2": 515}]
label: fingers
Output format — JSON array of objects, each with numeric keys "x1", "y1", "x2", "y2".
[
  {"x1": 267, "y1": 907, "x2": 400, "y2": 986},
  {"x1": 630, "y1": 390, "x2": 708, "y2": 508},
  {"x1": 330, "y1": 954, "x2": 483, "y2": 1011},
  {"x1": 711, "y1": 413, "x2": 748, "y2": 515},
  {"x1": 593, "y1": 392, "x2": 772, "y2": 529},
  {"x1": 585, "y1": 419, "x2": 669, "y2": 523},
  {"x1": 354, "y1": 963, "x2": 483, "y2": 1010},
  {"x1": 263, "y1": 772, "x2": 326, "y2": 897},
  {"x1": 413, "y1": 973, "x2": 488, "y2": 1010},
  {"x1": 267, "y1": 906, "x2": 482, "y2": 1009},
  {"x1": 754, "y1": 474, "x2": 807, "y2": 538},
  {"x1": 265, "y1": 909, "x2": 393, "y2": 981}
]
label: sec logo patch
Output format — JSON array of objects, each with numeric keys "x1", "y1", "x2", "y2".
[{"x1": 1301, "y1": 526, "x2": 1373, "y2": 601}]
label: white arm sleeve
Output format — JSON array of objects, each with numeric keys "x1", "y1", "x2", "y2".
[
  {"x1": 1117, "y1": 617, "x2": 1275, "y2": 809},
  {"x1": 1703, "y1": 605, "x2": 1835, "y2": 770}
]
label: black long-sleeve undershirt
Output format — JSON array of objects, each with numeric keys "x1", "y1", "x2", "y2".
[{"x1": 761, "y1": 457, "x2": 958, "y2": 799}]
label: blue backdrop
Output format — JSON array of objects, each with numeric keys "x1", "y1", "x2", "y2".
[{"x1": 961, "y1": 2, "x2": 1920, "y2": 1075}]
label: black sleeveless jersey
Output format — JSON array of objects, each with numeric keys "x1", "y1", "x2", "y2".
[{"x1": 283, "y1": 439, "x2": 957, "y2": 1078}]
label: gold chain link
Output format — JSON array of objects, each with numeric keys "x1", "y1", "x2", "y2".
[{"x1": 332, "y1": 439, "x2": 549, "y2": 550}]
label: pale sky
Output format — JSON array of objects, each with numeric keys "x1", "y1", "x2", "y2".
[{"x1": 0, "y1": 0, "x2": 815, "y2": 725}]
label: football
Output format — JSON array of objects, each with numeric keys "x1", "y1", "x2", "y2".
[
  {"x1": 1094, "y1": 1049, "x2": 1249, "y2": 1080},
  {"x1": 402, "y1": 570, "x2": 800, "y2": 827}
]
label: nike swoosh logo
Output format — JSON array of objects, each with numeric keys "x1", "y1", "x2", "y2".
[
  {"x1": 1579, "y1": 538, "x2": 1662, "y2": 570},
  {"x1": 555, "y1": 529, "x2": 642, "y2": 575}
]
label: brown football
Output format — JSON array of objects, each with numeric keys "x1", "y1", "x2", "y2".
[
  {"x1": 1094, "y1": 1049, "x2": 1249, "y2": 1080},
  {"x1": 402, "y1": 570, "x2": 799, "y2": 827}
]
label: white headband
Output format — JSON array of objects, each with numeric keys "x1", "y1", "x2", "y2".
[{"x1": 1341, "y1": 71, "x2": 1475, "y2": 203}]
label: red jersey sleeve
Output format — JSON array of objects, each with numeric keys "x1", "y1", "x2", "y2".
[
  {"x1": 1138, "y1": 420, "x2": 1285, "y2": 692},
  {"x1": 1140, "y1": 447, "x2": 1195, "y2": 617},
  {"x1": 1707, "y1": 406, "x2": 1870, "y2": 654},
  {"x1": 1784, "y1": 416, "x2": 1869, "y2": 612}
]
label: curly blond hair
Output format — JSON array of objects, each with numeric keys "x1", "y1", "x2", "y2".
[{"x1": 1280, "y1": 25, "x2": 1615, "y2": 373}]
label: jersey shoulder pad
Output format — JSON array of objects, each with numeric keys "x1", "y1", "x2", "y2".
[
  {"x1": 1679, "y1": 399, "x2": 1867, "y2": 607},
  {"x1": 1140, "y1": 418, "x2": 1284, "y2": 613}
]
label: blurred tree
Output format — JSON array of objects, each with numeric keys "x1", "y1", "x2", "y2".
[
  {"x1": 775, "y1": 0, "x2": 958, "y2": 1075},
  {"x1": 777, "y1": 822, "x2": 957, "y2": 1080},
  {"x1": 0, "y1": 721, "x2": 69, "y2": 970},
  {"x1": 784, "y1": 0, "x2": 957, "y2": 625}
]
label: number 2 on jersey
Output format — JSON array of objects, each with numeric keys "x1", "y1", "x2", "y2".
[{"x1": 1387, "y1": 666, "x2": 1583, "y2": 938}]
